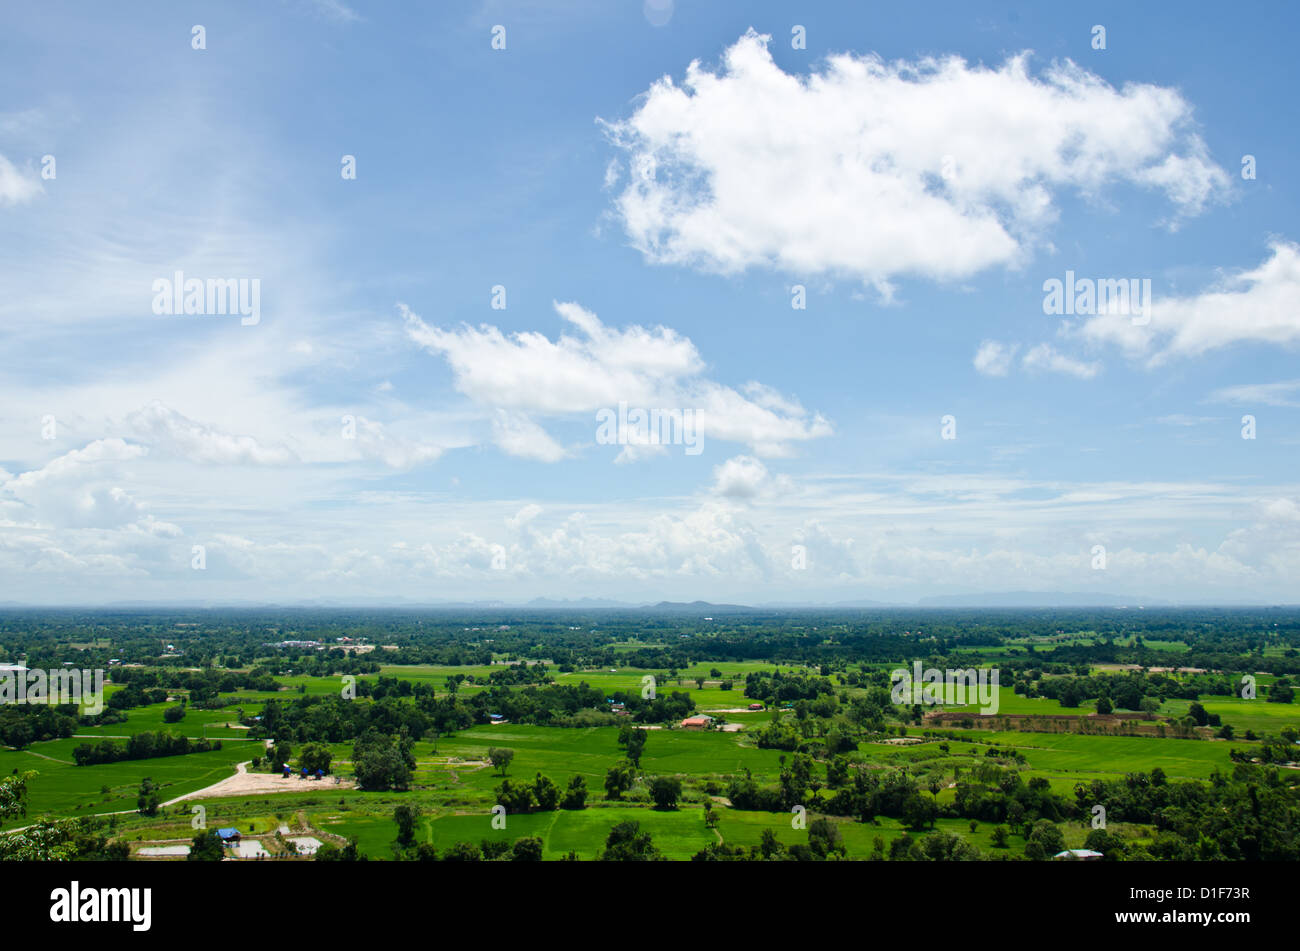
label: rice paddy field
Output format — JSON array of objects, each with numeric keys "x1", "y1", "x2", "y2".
[{"x1": 4, "y1": 648, "x2": 1298, "y2": 860}]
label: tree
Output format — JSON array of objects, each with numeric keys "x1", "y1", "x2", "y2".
[
  {"x1": 352, "y1": 732, "x2": 413, "y2": 791},
  {"x1": 1268, "y1": 678, "x2": 1295, "y2": 704},
  {"x1": 599, "y1": 820, "x2": 660, "y2": 861},
  {"x1": 163, "y1": 705, "x2": 186, "y2": 724},
  {"x1": 759, "y1": 828, "x2": 785, "y2": 859},
  {"x1": 488, "y1": 747, "x2": 514, "y2": 776},
  {"x1": 808, "y1": 817, "x2": 845, "y2": 858},
  {"x1": 1024, "y1": 819, "x2": 1066, "y2": 861},
  {"x1": 648, "y1": 775, "x2": 682, "y2": 810},
  {"x1": 441, "y1": 841, "x2": 481, "y2": 862},
  {"x1": 532, "y1": 773, "x2": 560, "y2": 811},
  {"x1": 495, "y1": 779, "x2": 535, "y2": 814},
  {"x1": 901, "y1": 794, "x2": 937, "y2": 831},
  {"x1": 604, "y1": 763, "x2": 635, "y2": 800},
  {"x1": 510, "y1": 836, "x2": 543, "y2": 861},
  {"x1": 316, "y1": 836, "x2": 367, "y2": 862},
  {"x1": 1095, "y1": 696, "x2": 1113, "y2": 715},
  {"x1": 137, "y1": 778, "x2": 160, "y2": 817},
  {"x1": 188, "y1": 829, "x2": 224, "y2": 861},
  {"x1": 618, "y1": 725, "x2": 647, "y2": 767},
  {"x1": 268, "y1": 741, "x2": 293, "y2": 773},
  {"x1": 393, "y1": 804, "x2": 421, "y2": 848},
  {"x1": 561, "y1": 774, "x2": 588, "y2": 809},
  {"x1": 0, "y1": 771, "x2": 33, "y2": 821},
  {"x1": 298, "y1": 742, "x2": 332, "y2": 775}
]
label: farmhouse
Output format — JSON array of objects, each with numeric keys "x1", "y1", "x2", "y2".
[
  {"x1": 216, "y1": 827, "x2": 242, "y2": 845},
  {"x1": 1053, "y1": 849, "x2": 1103, "y2": 861},
  {"x1": 747, "y1": 703, "x2": 764, "y2": 711},
  {"x1": 680, "y1": 715, "x2": 714, "y2": 730}
]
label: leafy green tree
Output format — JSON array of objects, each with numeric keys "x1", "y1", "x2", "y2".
[
  {"x1": 561, "y1": 774, "x2": 588, "y2": 809},
  {"x1": 599, "y1": 820, "x2": 660, "y2": 861},
  {"x1": 298, "y1": 742, "x2": 332, "y2": 775},
  {"x1": 441, "y1": 841, "x2": 481, "y2": 862},
  {"x1": 137, "y1": 777, "x2": 160, "y2": 816},
  {"x1": 352, "y1": 732, "x2": 413, "y2": 791},
  {"x1": 268, "y1": 741, "x2": 293, "y2": 772},
  {"x1": 488, "y1": 747, "x2": 514, "y2": 776},
  {"x1": 510, "y1": 836, "x2": 543, "y2": 861},
  {"x1": 495, "y1": 778, "x2": 535, "y2": 814},
  {"x1": 808, "y1": 817, "x2": 845, "y2": 858},
  {"x1": 188, "y1": 829, "x2": 224, "y2": 861},
  {"x1": 901, "y1": 793, "x2": 936, "y2": 831},
  {"x1": 0, "y1": 771, "x2": 33, "y2": 821},
  {"x1": 759, "y1": 828, "x2": 785, "y2": 859},
  {"x1": 648, "y1": 775, "x2": 682, "y2": 809},
  {"x1": 316, "y1": 836, "x2": 367, "y2": 861},
  {"x1": 604, "y1": 763, "x2": 635, "y2": 800},
  {"x1": 618, "y1": 725, "x2": 647, "y2": 767},
  {"x1": 531, "y1": 773, "x2": 560, "y2": 811},
  {"x1": 1024, "y1": 819, "x2": 1066, "y2": 861},
  {"x1": 393, "y1": 803, "x2": 421, "y2": 848}
]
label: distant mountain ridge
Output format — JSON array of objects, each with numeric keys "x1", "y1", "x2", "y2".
[{"x1": 0, "y1": 592, "x2": 1287, "y2": 610}]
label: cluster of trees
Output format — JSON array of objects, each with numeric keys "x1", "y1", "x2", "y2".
[
  {"x1": 72, "y1": 732, "x2": 221, "y2": 766},
  {"x1": 1072, "y1": 763, "x2": 1300, "y2": 860},
  {"x1": 744, "y1": 669, "x2": 837, "y2": 705},
  {"x1": 495, "y1": 773, "x2": 588, "y2": 812},
  {"x1": 1017, "y1": 669, "x2": 1243, "y2": 709},
  {"x1": 351, "y1": 730, "x2": 415, "y2": 791},
  {"x1": 110, "y1": 665, "x2": 280, "y2": 701},
  {"x1": 1229, "y1": 730, "x2": 1299, "y2": 765},
  {"x1": 0, "y1": 703, "x2": 78, "y2": 748}
]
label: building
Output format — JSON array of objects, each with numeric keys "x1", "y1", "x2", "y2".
[
  {"x1": 680, "y1": 715, "x2": 715, "y2": 731},
  {"x1": 747, "y1": 703, "x2": 764, "y2": 711},
  {"x1": 216, "y1": 828, "x2": 242, "y2": 845},
  {"x1": 1053, "y1": 849, "x2": 1103, "y2": 861}
]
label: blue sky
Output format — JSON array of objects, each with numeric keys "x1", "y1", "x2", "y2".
[{"x1": 1, "y1": 0, "x2": 1298, "y2": 604}]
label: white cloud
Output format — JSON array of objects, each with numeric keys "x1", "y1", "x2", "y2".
[
  {"x1": 1208, "y1": 379, "x2": 1300, "y2": 408},
  {"x1": 491, "y1": 410, "x2": 568, "y2": 463},
  {"x1": 0, "y1": 439, "x2": 159, "y2": 530},
  {"x1": 1021, "y1": 343, "x2": 1101, "y2": 379},
  {"x1": 349, "y1": 417, "x2": 444, "y2": 469},
  {"x1": 1076, "y1": 241, "x2": 1300, "y2": 364},
  {"x1": 603, "y1": 30, "x2": 1228, "y2": 289},
  {"x1": 401, "y1": 300, "x2": 831, "y2": 459},
  {"x1": 0, "y1": 154, "x2": 42, "y2": 207},
  {"x1": 711, "y1": 455, "x2": 770, "y2": 498},
  {"x1": 973, "y1": 340, "x2": 1017, "y2": 376},
  {"x1": 127, "y1": 400, "x2": 296, "y2": 465}
]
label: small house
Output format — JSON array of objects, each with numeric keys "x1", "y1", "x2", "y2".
[
  {"x1": 216, "y1": 828, "x2": 241, "y2": 845},
  {"x1": 680, "y1": 715, "x2": 714, "y2": 731},
  {"x1": 1053, "y1": 849, "x2": 1103, "y2": 861}
]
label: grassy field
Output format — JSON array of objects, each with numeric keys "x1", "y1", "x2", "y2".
[{"x1": 5, "y1": 660, "x2": 1297, "y2": 858}]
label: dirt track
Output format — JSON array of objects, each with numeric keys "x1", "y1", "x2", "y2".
[{"x1": 164, "y1": 761, "x2": 355, "y2": 805}]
